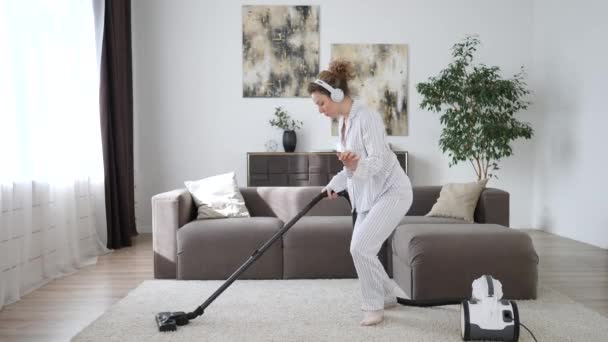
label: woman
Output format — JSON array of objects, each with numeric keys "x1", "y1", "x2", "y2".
[{"x1": 307, "y1": 60, "x2": 413, "y2": 326}]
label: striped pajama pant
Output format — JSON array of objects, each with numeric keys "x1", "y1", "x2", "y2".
[{"x1": 350, "y1": 194, "x2": 411, "y2": 311}]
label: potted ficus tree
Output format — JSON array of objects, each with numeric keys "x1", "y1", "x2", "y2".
[
  {"x1": 416, "y1": 35, "x2": 534, "y2": 180},
  {"x1": 269, "y1": 106, "x2": 303, "y2": 152}
]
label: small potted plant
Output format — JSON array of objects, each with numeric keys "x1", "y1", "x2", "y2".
[{"x1": 269, "y1": 106, "x2": 303, "y2": 152}]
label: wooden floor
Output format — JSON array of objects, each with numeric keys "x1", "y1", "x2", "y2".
[
  {"x1": 0, "y1": 230, "x2": 606, "y2": 341},
  {"x1": 0, "y1": 234, "x2": 153, "y2": 342},
  {"x1": 528, "y1": 229, "x2": 608, "y2": 316}
]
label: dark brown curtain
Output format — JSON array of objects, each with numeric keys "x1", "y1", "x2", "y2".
[{"x1": 99, "y1": 0, "x2": 136, "y2": 249}]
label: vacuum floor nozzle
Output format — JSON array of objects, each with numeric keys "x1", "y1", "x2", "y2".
[{"x1": 156, "y1": 312, "x2": 189, "y2": 332}]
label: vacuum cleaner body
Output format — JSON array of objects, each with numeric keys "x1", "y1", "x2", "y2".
[{"x1": 460, "y1": 275, "x2": 519, "y2": 342}]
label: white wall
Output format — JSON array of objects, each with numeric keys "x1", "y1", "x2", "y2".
[
  {"x1": 531, "y1": 0, "x2": 608, "y2": 248},
  {"x1": 131, "y1": 0, "x2": 536, "y2": 232}
]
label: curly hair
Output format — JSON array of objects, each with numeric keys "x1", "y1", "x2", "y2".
[{"x1": 307, "y1": 59, "x2": 356, "y2": 97}]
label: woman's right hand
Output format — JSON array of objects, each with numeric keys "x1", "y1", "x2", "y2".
[
  {"x1": 323, "y1": 187, "x2": 339, "y2": 200},
  {"x1": 337, "y1": 151, "x2": 359, "y2": 172}
]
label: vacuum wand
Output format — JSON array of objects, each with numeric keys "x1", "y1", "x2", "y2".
[{"x1": 155, "y1": 190, "x2": 348, "y2": 332}]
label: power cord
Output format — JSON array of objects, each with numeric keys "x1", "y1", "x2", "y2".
[{"x1": 519, "y1": 322, "x2": 538, "y2": 342}]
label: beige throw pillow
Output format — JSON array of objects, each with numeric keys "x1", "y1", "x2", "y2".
[
  {"x1": 426, "y1": 179, "x2": 489, "y2": 222},
  {"x1": 184, "y1": 171, "x2": 250, "y2": 219}
]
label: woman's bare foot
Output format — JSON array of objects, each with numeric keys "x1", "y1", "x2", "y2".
[{"x1": 360, "y1": 310, "x2": 384, "y2": 326}]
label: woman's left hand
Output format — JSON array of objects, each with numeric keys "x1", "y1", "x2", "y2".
[{"x1": 337, "y1": 151, "x2": 359, "y2": 171}]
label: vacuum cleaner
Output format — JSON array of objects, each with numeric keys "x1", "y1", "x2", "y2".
[
  {"x1": 460, "y1": 275, "x2": 520, "y2": 342},
  {"x1": 397, "y1": 275, "x2": 521, "y2": 342},
  {"x1": 155, "y1": 190, "x2": 537, "y2": 341},
  {"x1": 155, "y1": 190, "x2": 348, "y2": 332},
  {"x1": 397, "y1": 274, "x2": 535, "y2": 342}
]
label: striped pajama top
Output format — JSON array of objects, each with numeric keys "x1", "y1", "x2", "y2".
[{"x1": 326, "y1": 100, "x2": 412, "y2": 213}]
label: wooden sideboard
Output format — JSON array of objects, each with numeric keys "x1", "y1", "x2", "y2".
[{"x1": 247, "y1": 151, "x2": 408, "y2": 186}]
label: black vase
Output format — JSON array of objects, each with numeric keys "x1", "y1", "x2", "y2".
[{"x1": 282, "y1": 130, "x2": 297, "y2": 152}]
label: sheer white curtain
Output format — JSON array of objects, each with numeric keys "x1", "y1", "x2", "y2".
[{"x1": 0, "y1": 0, "x2": 109, "y2": 309}]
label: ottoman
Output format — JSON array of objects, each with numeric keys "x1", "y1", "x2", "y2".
[{"x1": 391, "y1": 224, "x2": 538, "y2": 300}]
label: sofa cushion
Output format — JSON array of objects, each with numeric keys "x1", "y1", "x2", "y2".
[
  {"x1": 240, "y1": 187, "x2": 351, "y2": 221},
  {"x1": 282, "y1": 216, "x2": 357, "y2": 279},
  {"x1": 398, "y1": 215, "x2": 467, "y2": 225},
  {"x1": 177, "y1": 217, "x2": 284, "y2": 279},
  {"x1": 392, "y1": 223, "x2": 536, "y2": 266},
  {"x1": 184, "y1": 171, "x2": 250, "y2": 219},
  {"x1": 426, "y1": 179, "x2": 488, "y2": 222}
]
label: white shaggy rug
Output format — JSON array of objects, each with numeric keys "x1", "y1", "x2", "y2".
[{"x1": 72, "y1": 279, "x2": 608, "y2": 342}]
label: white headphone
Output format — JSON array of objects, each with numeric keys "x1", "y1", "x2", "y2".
[{"x1": 313, "y1": 79, "x2": 344, "y2": 103}]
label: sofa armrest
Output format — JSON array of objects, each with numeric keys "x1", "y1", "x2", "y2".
[
  {"x1": 152, "y1": 188, "x2": 194, "y2": 278},
  {"x1": 474, "y1": 188, "x2": 509, "y2": 226}
]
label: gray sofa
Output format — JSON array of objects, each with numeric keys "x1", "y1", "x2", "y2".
[{"x1": 152, "y1": 186, "x2": 538, "y2": 299}]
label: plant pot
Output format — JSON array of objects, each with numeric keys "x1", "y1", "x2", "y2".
[{"x1": 282, "y1": 130, "x2": 297, "y2": 152}]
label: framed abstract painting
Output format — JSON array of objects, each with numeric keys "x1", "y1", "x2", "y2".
[
  {"x1": 242, "y1": 5, "x2": 320, "y2": 98},
  {"x1": 331, "y1": 44, "x2": 409, "y2": 136}
]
